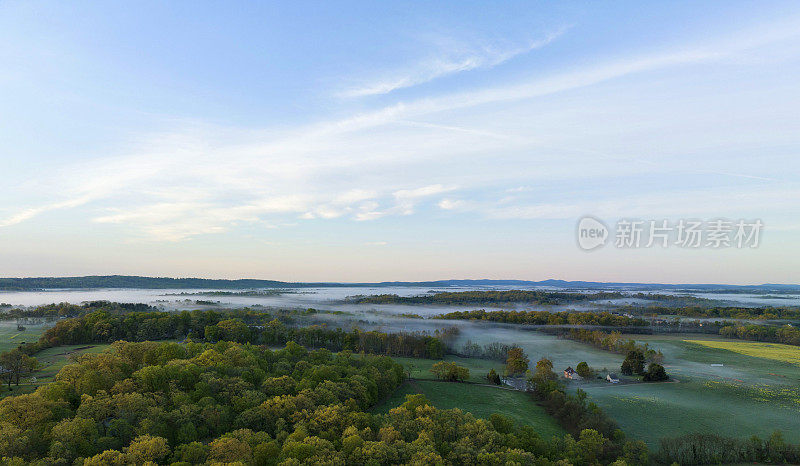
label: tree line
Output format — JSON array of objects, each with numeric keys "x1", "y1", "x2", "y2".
[
  {"x1": 4, "y1": 309, "x2": 447, "y2": 370},
  {"x1": 0, "y1": 301, "x2": 158, "y2": 320},
  {"x1": 719, "y1": 323, "x2": 800, "y2": 346},
  {"x1": 563, "y1": 329, "x2": 664, "y2": 362},
  {"x1": 526, "y1": 358, "x2": 642, "y2": 453},
  {"x1": 656, "y1": 432, "x2": 800, "y2": 465},
  {"x1": 0, "y1": 275, "x2": 299, "y2": 291},
  {"x1": 638, "y1": 304, "x2": 800, "y2": 321},
  {"x1": 435, "y1": 309, "x2": 649, "y2": 327},
  {"x1": 352, "y1": 290, "x2": 625, "y2": 305},
  {"x1": 456, "y1": 340, "x2": 519, "y2": 361}
]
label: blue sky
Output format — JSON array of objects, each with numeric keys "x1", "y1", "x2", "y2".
[{"x1": 1, "y1": 1, "x2": 799, "y2": 283}]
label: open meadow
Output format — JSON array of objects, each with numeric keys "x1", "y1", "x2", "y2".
[
  {"x1": 372, "y1": 379, "x2": 565, "y2": 439},
  {"x1": 0, "y1": 322, "x2": 49, "y2": 352},
  {"x1": 571, "y1": 334, "x2": 800, "y2": 446},
  {"x1": 684, "y1": 339, "x2": 800, "y2": 366},
  {"x1": 0, "y1": 343, "x2": 111, "y2": 397}
]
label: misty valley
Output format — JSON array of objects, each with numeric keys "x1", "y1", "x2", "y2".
[{"x1": 1, "y1": 284, "x2": 799, "y2": 465}]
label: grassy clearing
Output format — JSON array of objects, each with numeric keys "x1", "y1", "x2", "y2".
[
  {"x1": 388, "y1": 355, "x2": 504, "y2": 383},
  {"x1": 684, "y1": 339, "x2": 800, "y2": 366},
  {"x1": 581, "y1": 379, "x2": 800, "y2": 447},
  {"x1": 373, "y1": 379, "x2": 565, "y2": 439},
  {"x1": 0, "y1": 344, "x2": 112, "y2": 398},
  {"x1": 0, "y1": 323, "x2": 48, "y2": 352},
  {"x1": 33, "y1": 344, "x2": 112, "y2": 381},
  {"x1": 573, "y1": 337, "x2": 800, "y2": 447}
]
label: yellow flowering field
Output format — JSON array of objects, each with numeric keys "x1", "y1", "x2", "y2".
[{"x1": 685, "y1": 339, "x2": 800, "y2": 366}]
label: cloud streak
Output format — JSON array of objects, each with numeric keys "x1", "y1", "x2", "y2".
[
  {"x1": 1, "y1": 15, "x2": 799, "y2": 242},
  {"x1": 338, "y1": 28, "x2": 568, "y2": 98}
]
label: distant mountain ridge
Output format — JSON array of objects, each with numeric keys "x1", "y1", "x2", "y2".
[{"x1": 0, "y1": 275, "x2": 798, "y2": 292}]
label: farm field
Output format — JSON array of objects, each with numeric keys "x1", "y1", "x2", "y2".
[
  {"x1": 626, "y1": 335, "x2": 800, "y2": 384},
  {"x1": 580, "y1": 379, "x2": 800, "y2": 447},
  {"x1": 684, "y1": 339, "x2": 800, "y2": 366},
  {"x1": 570, "y1": 334, "x2": 800, "y2": 447},
  {"x1": 373, "y1": 379, "x2": 565, "y2": 439}
]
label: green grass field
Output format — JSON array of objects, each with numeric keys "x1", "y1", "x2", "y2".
[
  {"x1": 572, "y1": 335, "x2": 800, "y2": 447},
  {"x1": 0, "y1": 323, "x2": 49, "y2": 352},
  {"x1": 581, "y1": 379, "x2": 800, "y2": 447},
  {"x1": 0, "y1": 343, "x2": 111, "y2": 397},
  {"x1": 373, "y1": 379, "x2": 565, "y2": 439},
  {"x1": 684, "y1": 339, "x2": 800, "y2": 366},
  {"x1": 32, "y1": 344, "x2": 112, "y2": 381}
]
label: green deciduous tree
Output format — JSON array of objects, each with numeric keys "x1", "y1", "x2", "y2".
[
  {"x1": 430, "y1": 361, "x2": 469, "y2": 382},
  {"x1": 621, "y1": 350, "x2": 645, "y2": 376},
  {"x1": 504, "y1": 346, "x2": 529, "y2": 376},
  {"x1": 643, "y1": 362, "x2": 668, "y2": 381}
]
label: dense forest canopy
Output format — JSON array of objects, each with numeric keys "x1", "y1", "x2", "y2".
[
  {"x1": 8, "y1": 309, "x2": 448, "y2": 361},
  {"x1": 0, "y1": 341, "x2": 650, "y2": 465}
]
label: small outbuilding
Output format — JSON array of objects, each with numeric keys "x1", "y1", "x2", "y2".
[
  {"x1": 606, "y1": 373, "x2": 620, "y2": 383},
  {"x1": 563, "y1": 367, "x2": 582, "y2": 380}
]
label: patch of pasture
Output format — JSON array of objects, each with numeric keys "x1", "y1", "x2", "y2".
[
  {"x1": 0, "y1": 344, "x2": 112, "y2": 398},
  {"x1": 684, "y1": 339, "x2": 800, "y2": 367},
  {"x1": 373, "y1": 379, "x2": 565, "y2": 439},
  {"x1": 580, "y1": 380, "x2": 800, "y2": 447},
  {"x1": 33, "y1": 344, "x2": 112, "y2": 381},
  {"x1": 618, "y1": 335, "x2": 800, "y2": 386},
  {"x1": 569, "y1": 335, "x2": 800, "y2": 447},
  {"x1": 0, "y1": 322, "x2": 49, "y2": 352}
]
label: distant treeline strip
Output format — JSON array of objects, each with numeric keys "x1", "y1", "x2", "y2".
[
  {"x1": 561, "y1": 329, "x2": 664, "y2": 362},
  {"x1": 656, "y1": 432, "x2": 800, "y2": 465},
  {"x1": 434, "y1": 309, "x2": 649, "y2": 326},
  {"x1": 642, "y1": 305, "x2": 800, "y2": 320},
  {"x1": 0, "y1": 301, "x2": 158, "y2": 320},
  {"x1": 0, "y1": 275, "x2": 309, "y2": 290},
  {"x1": 720, "y1": 323, "x2": 800, "y2": 346},
  {"x1": 12, "y1": 309, "x2": 446, "y2": 359},
  {"x1": 352, "y1": 290, "x2": 624, "y2": 305}
]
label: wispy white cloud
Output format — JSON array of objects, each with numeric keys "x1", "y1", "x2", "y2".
[
  {"x1": 437, "y1": 198, "x2": 466, "y2": 210},
  {"x1": 1, "y1": 15, "x2": 799, "y2": 242},
  {"x1": 393, "y1": 184, "x2": 455, "y2": 215},
  {"x1": 338, "y1": 28, "x2": 568, "y2": 98},
  {"x1": 0, "y1": 196, "x2": 91, "y2": 227}
]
